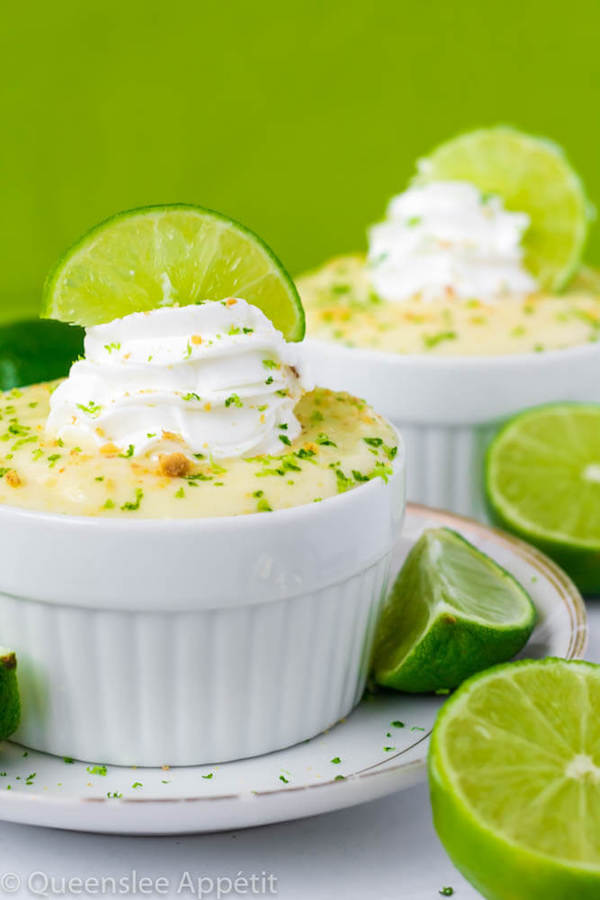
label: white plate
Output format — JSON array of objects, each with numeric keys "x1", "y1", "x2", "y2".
[{"x1": 0, "y1": 505, "x2": 586, "y2": 835}]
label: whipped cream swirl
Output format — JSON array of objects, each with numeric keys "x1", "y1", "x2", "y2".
[
  {"x1": 368, "y1": 181, "x2": 537, "y2": 303},
  {"x1": 47, "y1": 300, "x2": 308, "y2": 458}
]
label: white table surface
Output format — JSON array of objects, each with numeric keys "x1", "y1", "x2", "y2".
[{"x1": 0, "y1": 606, "x2": 597, "y2": 900}]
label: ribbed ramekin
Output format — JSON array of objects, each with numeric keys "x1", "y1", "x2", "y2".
[
  {"x1": 305, "y1": 339, "x2": 600, "y2": 520},
  {"x1": 0, "y1": 444, "x2": 404, "y2": 767}
]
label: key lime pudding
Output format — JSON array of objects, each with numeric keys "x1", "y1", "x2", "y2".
[
  {"x1": 0, "y1": 306, "x2": 395, "y2": 518},
  {"x1": 300, "y1": 254, "x2": 600, "y2": 356},
  {"x1": 300, "y1": 128, "x2": 600, "y2": 519},
  {"x1": 0, "y1": 204, "x2": 404, "y2": 766}
]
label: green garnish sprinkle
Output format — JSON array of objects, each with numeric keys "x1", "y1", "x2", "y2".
[
  {"x1": 423, "y1": 331, "x2": 457, "y2": 349},
  {"x1": 121, "y1": 488, "x2": 144, "y2": 512},
  {"x1": 76, "y1": 400, "x2": 102, "y2": 418},
  {"x1": 335, "y1": 469, "x2": 353, "y2": 493},
  {"x1": 317, "y1": 433, "x2": 337, "y2": 447}
]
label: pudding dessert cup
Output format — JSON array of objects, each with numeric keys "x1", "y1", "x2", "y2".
[
  {"x1": 0, "y1": 204, "x2": 405, "y2": 766},
  {"x1": 300, "y1": 129, "x2": 600, "y2": 519}
]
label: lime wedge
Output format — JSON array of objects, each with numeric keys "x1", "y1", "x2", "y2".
[
  {"x1": 372, "y1": 528, "x2": 536, "y2": 692},
  {"x1": 0, "y1": 319, "x2": 83, "y2": 390},
  {"x1": 0, "y1": 648, "x2": 20, "y2": 740},
  {"x1": 415, "y1": 127, "x2": 593, "y2": 291},
  {"x1": 430, "y1": 658, "x2": 600, "y2": 900},
  {"x1": 43, "y1": 204, "x2": 305, "y2": 340},
  {"x1": 486, "y1": 404, "x2": 600, "y2": 593}
]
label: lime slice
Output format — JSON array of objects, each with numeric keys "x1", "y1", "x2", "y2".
[
  {"x1": 0, "y1": 648, "x2": 20, "y2": 740},
  {"x1": 486, "y1": 404, "x2": 600, "y2": 593},
  {"x1": 430, "y1": 658, "x2": 600, "y2": 900},
  {"x1": 43, "y1": 204, "x2": 305, "y2": 340},
  {"x1": 0, "y1": 319, "x2": 83, "y2": 390},
  {"x1": 372, "y1": 528, "x2": 536, "y2": 692},
  {"x1": 415, "y1": 127, "x2": 593, "y2": 291}
]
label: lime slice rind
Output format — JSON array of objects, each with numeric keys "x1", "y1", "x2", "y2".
[
  {"x1": 373, "y1": 528, "x2": 536, "y2": 692},
  {"x1": 430, "y1": 658, "x2": 600, "y2": 899},
  {"x1": 486, "y1": 403, "x2": 600, "y2": 551},
  {"x1": 43, "y1": 204, "x2": 305, "y2": 341},
  {"x1": 414, "y1": 126, "x2": 594, "y2": 292},
  {"x1": 0, "y1": 647, "x2": 20, "y2": 741},
  {"x1": 486, "y1": 403, "x2": 600, "y2": 592}
]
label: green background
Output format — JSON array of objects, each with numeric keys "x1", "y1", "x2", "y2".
[{"x1": 2, "y1": 0, "x2": 600, "y2": 321}]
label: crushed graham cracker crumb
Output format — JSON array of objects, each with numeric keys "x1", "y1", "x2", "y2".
[
  {"x1": 6, "y1": 470, "x2": 21, "y2": 487},
  {"x1": 158, "y1": 452, "x2": 192, "y2": 478},
  {"x1": 100, "y1": 443, "x2": 120, "y2": 457}
]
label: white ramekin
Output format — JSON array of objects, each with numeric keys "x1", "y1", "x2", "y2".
[
  {"x1": 305, "y1": 339, "x2": 600, "y2": 520},
  {"x1": 0, "y1": 445, "x2": 404, "y2": 767}
]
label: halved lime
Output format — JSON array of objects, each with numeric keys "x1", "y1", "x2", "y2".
[
  {"x1": 0, "y1": 648, "x2": 20, "y2": 740},
  {"x1": 372, "y1": 528, "x2": 536, "y2": 692},
  {"x1": 42, "y1": 204, "x2": 305, "y2": 340},
  {"x1": 415, "y1": 127, "x2": 593, "y2": 291},
  {"x1": 486, "y1": 404, "x2": 600, "y2": 593},
  {"x1": 430, "y1": 658, "x2": 600, "y2": 900},
  {"x1": 0, "y1": 319, "x2": 83, "y2": 390}
]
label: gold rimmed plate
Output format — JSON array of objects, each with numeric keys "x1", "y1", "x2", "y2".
[{"x1": 0, "y1": 504, "x2": 586, "y2": 834}]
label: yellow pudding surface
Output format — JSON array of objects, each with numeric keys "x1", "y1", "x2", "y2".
[
  {"x1": 0, "y1": 383, "x2": 397, "y2": 518},
  {"x1": 299, "y1": 256, "x2": 600, "y2": 356}
]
